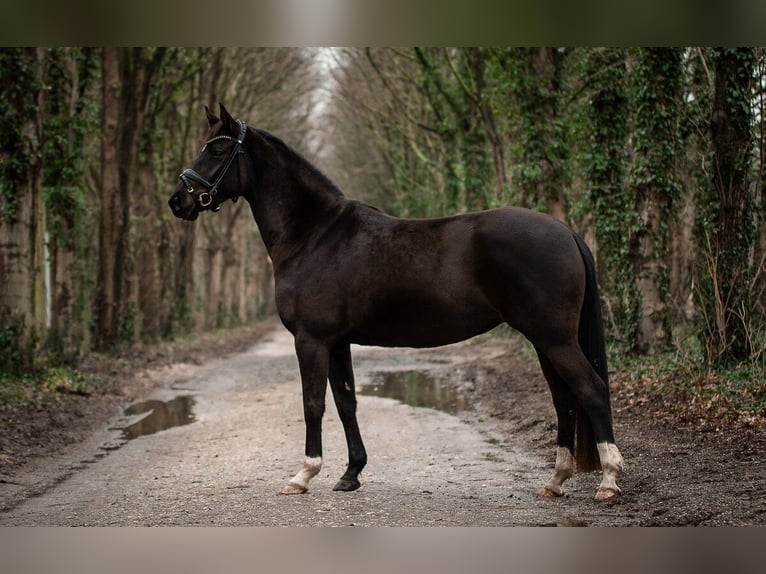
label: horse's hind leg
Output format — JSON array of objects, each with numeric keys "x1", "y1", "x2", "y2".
[
  {"x1": 541, "y1": 342, "x2": 624, "y2": 500},
  {"x1": 328, "y1": 342, "x2": 367, "y2": 491},
  {"x1": 536, "y1": 350, "x2": 576, "y2": 498}
]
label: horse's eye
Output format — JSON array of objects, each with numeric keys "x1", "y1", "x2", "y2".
[{"x1": 211, "y1": 147, "x2": 225, "y2": 158}]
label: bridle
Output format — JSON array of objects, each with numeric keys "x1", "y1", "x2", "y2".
[{"x1": 179, "y1": 119, "x2": 247, "y2": 211}]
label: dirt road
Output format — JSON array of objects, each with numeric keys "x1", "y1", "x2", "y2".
[
  {"x1": 1, "y1": 325, "x2": 764, "y2": 526},
  {"x1": 0, "y1": 327, "x2": 548, "y2": 526}
]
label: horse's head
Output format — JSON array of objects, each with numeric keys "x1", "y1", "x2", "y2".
[{"x1": 168, "y1": 103, "x2": 247, "y2": 221}]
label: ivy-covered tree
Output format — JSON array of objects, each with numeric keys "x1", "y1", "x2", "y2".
[
  {"x1": 0, "y1": 48, "x2": 46, "y2": 370},
  {"x1": 504, "y1": 47, "x2": 570, "y2": 221},
  {"x1": 628, "y1": 47, "x2": 684, "y2": 354},
  {"x1": 42, "y1": 47, "x2": 100, "y2": 359},
  {"x1": 582, "y1": 48, "x2": 638, "y2": 347},
  {"x1": 413, "y1": 48, "x2": 496, "y2": 214},
  {"x1": 698, "y1": 47, "x2": 757, "y2": 365}
]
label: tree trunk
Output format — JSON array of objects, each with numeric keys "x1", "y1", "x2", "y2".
[
  {"x1": 628, "y1": 48, "x2": 683, "y2": 354},
  {"x1": 0, "y1": 48, "x2": 47, "y2": 366},
  {"x1": 136, "y1": 153, "x2": 162, "y2": 341},
  {"x1": 702, "y1": 47, "x2": 757, "y2": 365},
  {"x1": 631, "y1": 188, "x2": 669, "y2": 352},
  {"x1": 531, "y1": 48, "x2": 567, "y2": 222},
  {"x1": 96, "y1": 48, "x2": 167, "y2": 348},
  {"x1": 47, "y1": 48, "x2": 97, "y2": 357},
  {"x1": 585, "y1": 48, "x2": 638, "y2": 346},
  {"x1": 95, "y1": 48, "x2": 123, "y2": 348},
  {"x1": 509, "y1": 48, "x2": 568, "y2": 222}
]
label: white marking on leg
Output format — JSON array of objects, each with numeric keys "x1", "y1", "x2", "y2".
[
  {"x1": 540, "y1": 446, "x2": 575, "y2": 497},
  {"x1": 282, "y1": 456, "x2": 322, "y2": 494},
  {"x1": 595, "y1": 442, "x2": 624, "y2": 500}
]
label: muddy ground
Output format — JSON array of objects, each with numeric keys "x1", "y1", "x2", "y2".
[
  {"x1": 461, "y1": 334, "x2": 766, "y2": 526},
  {"x1": 0, "y1": 319, "x2": 764, "y2": 526}
]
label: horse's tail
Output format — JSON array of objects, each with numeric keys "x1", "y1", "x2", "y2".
[{"x1": 572, "y1": 232, "x2": 610, "y2": 472}]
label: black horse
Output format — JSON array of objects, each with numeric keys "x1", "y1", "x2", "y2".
[{"x1": 169, "y1": 104, "x2": 624, "y2": 500}]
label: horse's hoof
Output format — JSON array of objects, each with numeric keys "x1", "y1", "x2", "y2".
[
  {"x1": 281, "y1": 482, "x2": 308, "y2": 495},
  {"x1": 594, "y1": 486, "x2": 621, "y2": 501},
  {"x1": 332, "y1": 476, "x2": 361, "y2": 492},
  {"x1": 539, "y1": 486, "x2": 564, "y2": 499}
]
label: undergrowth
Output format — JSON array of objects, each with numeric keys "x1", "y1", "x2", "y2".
[
  {"x1": 0, "y1": 366, "x2": 93, "y2": 409},
  {"x1": 0, "y1": 321, "x2": 274, "y2": 411},
  {"x1": 610, "y1": 337, "x2": 766, "y2": 432}
]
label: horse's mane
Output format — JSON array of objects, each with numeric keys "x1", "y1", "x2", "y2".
[{"x1": 254, "y1": 128, "x2": 345, "y2": 199}]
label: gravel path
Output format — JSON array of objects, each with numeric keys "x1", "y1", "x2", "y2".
[{"x1": 0, "y1": 326, "x2": 582, "y2": 526}]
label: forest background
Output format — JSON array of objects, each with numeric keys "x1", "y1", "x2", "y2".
[{"x1": 0, "y1": 47, "x2": 764, "y2": 421}]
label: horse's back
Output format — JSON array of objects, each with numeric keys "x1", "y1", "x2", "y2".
[{"x1": 342, "y1": 205, "x2": 582, "y2": 347}]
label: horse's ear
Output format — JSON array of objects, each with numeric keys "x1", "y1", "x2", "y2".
[
  {"x1": 218, "y1": 102, "x2": 239, "y2": 134},
  {"x1": 205, "y1": 105, "x2": 218, "y2": 127}
]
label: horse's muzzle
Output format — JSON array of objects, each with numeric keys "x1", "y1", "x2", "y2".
[{"x1": 168, "y1": 188, "x2": 199, "y2": 221}]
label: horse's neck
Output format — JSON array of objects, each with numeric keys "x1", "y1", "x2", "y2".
[{"x1": 245, "y1": 151, "x2": 345, "y2": 265}]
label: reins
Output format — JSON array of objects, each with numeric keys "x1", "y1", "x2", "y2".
[{"x1": 179, "y1": 119, "x2": 247, "y2": 211}]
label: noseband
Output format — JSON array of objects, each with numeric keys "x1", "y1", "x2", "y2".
[{"x1": 179, "y1": 119, "x2": 247, "y2": 211}]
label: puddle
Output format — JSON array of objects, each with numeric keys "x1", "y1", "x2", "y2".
[
  {"x1": 119, "y1": 396, "x2": 196, "y2": 440},
  {"x1": 535, "y1": 518, "x2": 590, "y2": 527},
  {"x1": 360, "y1": 370, "x2": 467, "y2": 415}
]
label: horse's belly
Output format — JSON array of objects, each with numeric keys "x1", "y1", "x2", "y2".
[{"x1": 349, "y1": 300, "x2": 502, "y2": 348}]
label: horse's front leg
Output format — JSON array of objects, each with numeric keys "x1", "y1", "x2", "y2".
[
  {"x1": 281, "y1": 335, "x2": 330, "y2": 495},
  {"x1": 328, "y1": 342, "x2": 367, "y2": 491}
]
